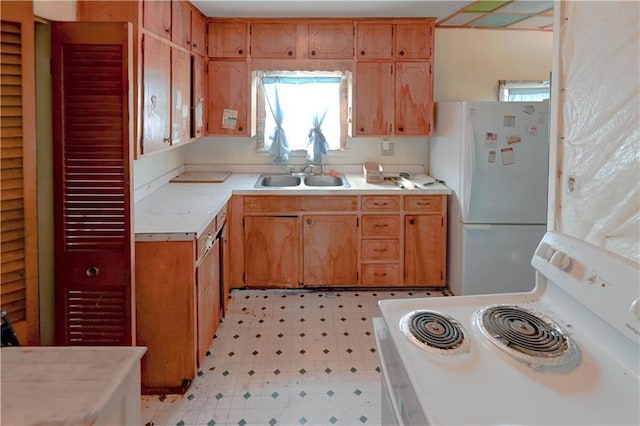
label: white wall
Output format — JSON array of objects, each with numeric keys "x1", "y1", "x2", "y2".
[{"x1": 33, "y1": 0, "x2": 76, "y2": 21}]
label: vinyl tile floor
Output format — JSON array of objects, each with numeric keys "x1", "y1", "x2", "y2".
[{"x1": 142, "y1": 288, "x2": 451, "y2": 426}]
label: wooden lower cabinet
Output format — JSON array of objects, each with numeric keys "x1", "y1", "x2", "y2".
[
  {"x1": 404, "y1": 214, "x2": 446, "y2": 286},
  {"x1": 136, "y1": 214, "x2": 224, "y2": 393},
  {"x1": 303, "y1": 215, "x2": 358, "y2": 286},
  {"x1": 236, "y1": 194, "x2": 446, "y2": 288},
  {"x1": 244, "y1": 216, "x2": 299, "y2": 287}
]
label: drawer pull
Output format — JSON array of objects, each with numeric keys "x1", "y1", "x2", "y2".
[
  {"x1": 373, "y1": 248, "x2": 388, "y2": 252},
  {"x1": 374, "y1": 272, "x2": 388, "y2": 277},
  {"x1": 374, "y1": 224, "x2": 389, "y2": 228},
  {"x1": 417, "y1": 202, "x2": 431, "y2": 206},
  {"x1": 374, "y1": 202, "x2": 388, "y2": 206},
  {"x1": 86, "y1": 266, "x2": 99, "y2": 277}
]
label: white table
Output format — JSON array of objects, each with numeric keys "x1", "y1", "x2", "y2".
[{"x1": 1, "y1": 346, "x2": 146, "y2": 425}]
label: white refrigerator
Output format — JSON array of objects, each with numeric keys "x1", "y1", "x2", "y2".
[{"x1": 429, "y1": 101, "x2": 549, "y2": 295}]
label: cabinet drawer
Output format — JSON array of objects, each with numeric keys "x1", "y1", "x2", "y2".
[
  {"x1": 197, "y1": 217, "x2": 217, "y2": 261},
  {"x1": 300, "y1": 196, "x2": 358, "y2": 211},
  {"x1": 404, "y1": 196, "x2": 442, "y2": 212},
  {"x1": 362, "y1": 239, "x2": 400, "y2": 261},
  {"x1": 361, "y1": 215, "x2": 400, "y2": 237},
  {"x1": 244, "y1": 196, "x2": 300, "y2": 212},
  {"x1": 362, "y1": 195, "x2": 400, "y2": 211},
  {"x1": 361, "y1": 264, "x2": 400, "y2": 285}
]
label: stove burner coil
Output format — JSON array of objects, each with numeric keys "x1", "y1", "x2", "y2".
[
  {"x1": 476, "y1": 305, "x2": 576, "y2": 367},
  {"x1": 400, "y1": 311, "x2": 467, "y2": 354}
]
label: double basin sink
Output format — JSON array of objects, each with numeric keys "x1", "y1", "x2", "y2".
[{"x1": 255, "y1": 173, "x2": 350, "y2": 188}]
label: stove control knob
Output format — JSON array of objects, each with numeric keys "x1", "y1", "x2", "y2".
[
  {"x1": 535, "y1": 243, "x2": 555, "y2": 260},
  {"x1": 630, "y1": 299, "x2": 640, "y2": 321},
  {"x1": 550, "y1": 250, "x2": 572, "y2": 272}
]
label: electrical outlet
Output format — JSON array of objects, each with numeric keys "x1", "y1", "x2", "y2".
[{"x1": 381, "y1": 139, "x2": 394, "y2": 156}]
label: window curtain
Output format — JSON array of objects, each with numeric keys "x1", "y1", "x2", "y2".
[
  {"x1": 307, "y1": 109, "x2": 329, "y2": 163},
  {"x1": 264, "y1": 80, "x2": 290, "y2": 162}
]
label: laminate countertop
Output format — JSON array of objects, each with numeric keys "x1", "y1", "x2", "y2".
[
  {"x1": 135, "y1": 172, "x2": 450, "y2": 241},
  {"x1": 1, "y1": 346, "x2": 146, "y2": 426}
]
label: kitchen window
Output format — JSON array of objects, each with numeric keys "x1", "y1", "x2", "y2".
[
  {"x1": 498, "y1": 80, "x2": 550, "y2": 102},
  {"x1": 255, "y1": 70, "x2": 351, "y2": 162}
]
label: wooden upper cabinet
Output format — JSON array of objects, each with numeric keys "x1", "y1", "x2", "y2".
[
  {"x1": 395, "y1": 61, "x2": 432, "y2": 135},
  {"x1": 208, "y1": 21, "x2": 248, "y2": 58},
  {"x1": 143, "y1": 0, "x2": 172, "y2": 40},
  {"x1": 395, "y1": 22, "x2": 433, "y2": 59},
  {"x1": 171, "y1": 0, "x2": 190, "y2": 49},
  {"x1": 190, "y1": 9, "x2": 206, "y2": 56},
  {"x1": 171, "y1": 47, "x2": 191, "y2": 146},
  {"x1": 308, "y1": 23, "x2": 354, "y2": 59},
  {"x1": 250, "y1": 22, "x2": 297, "y2": 58},
  {"x1": 142, "y1": 35, "x2": 171, "y2": 154},
  {"x1": 192, "y1": 55, "x2": 206, "y2": 138},
  {"x1": 356, "y1": 23, "x2": 393, "y2": 58},
  {"x1": 207, "y1": 60, "x2": 249, "y2": 135},
  {"x1": 354, "y1": 62, "x2": 393, "y2": 136}
]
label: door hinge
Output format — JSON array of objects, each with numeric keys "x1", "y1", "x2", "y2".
[
  {"x1": 441, "y1": 217, "x2": 444, "y2": 226},
  {"x1": 356, "y1": 217, "x2": 359, "y2": 227},
  {"x1": 440, "y1": 271, "x2": 443, "y2": 280},
  {"x1": 356, "y1": 271, "x2": 359, "y2": 282}
]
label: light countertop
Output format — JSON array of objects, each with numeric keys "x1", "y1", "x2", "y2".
[
  {"x1": 135, "y1": 172, "x2": 451, "y2": 241},
  {"x1": 1, "y1": 346, "x2": 146, "y2": 426}
]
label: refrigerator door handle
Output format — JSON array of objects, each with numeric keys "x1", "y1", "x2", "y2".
[
  {"x1": 464, "y1": 224, "x2": 494, "y2": 230},
  {"x1": 461, "y1": 108, "x2": 476, "y2": 220}
]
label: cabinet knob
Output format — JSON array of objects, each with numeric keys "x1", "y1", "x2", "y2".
[
  {"x1": 306, "y1": 218, "x2": 312, "y2": 225},
  {"x1": 399, "y1": 50, "x2": 405, "y2": 56},
  {"x1": 288, "y1": 50, "x2": 293, "y2": 56},
  {"x1": 409, "y1": 218, "x2": 415, "y2": 225},
  {"x1": 398, "y1": 127, "x2": 404, "y2": 132},
  {"x1": 360, "y1": 50, "x2": 366, "y2": 56},
  {"x1": 359, "y1": 127, "x2": 365, "y2": 132},
  {"x1": 193, "y1": 42, "x2": 198, "y2": 48},
  {"x1": 311, "y1": 50, "x2": 317, "y2": 56},
  {"x1": 238, "y1": 126, "x2": 243, "y2": 132},
  {"x1": 238, "y1": 49, "x2": 244, "y2": 55},
  {"x1": 86, "y1": 266, "x2": 100, "y2": 277}
]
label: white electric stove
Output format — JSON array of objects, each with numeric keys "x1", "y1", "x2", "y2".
[{"x1": 374, "y1": 232, "x2": 640, "y2": 425}]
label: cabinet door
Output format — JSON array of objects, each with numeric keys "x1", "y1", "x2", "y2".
[
  {"x1": 395, "y1": 22, "x2": 433, "y2": 59},
  {"x1": 354, "y1": 62, "x2": 393, "y2": 136},
  {"x1": 190, "y1": 9, "x2": 206, "y2": 56},
  {"x1": 171, "y1": 0, "x2": 191, "y2": 50},
  {"x1": 207, "y1": 60, "x2": 248, "y2": 135},
  {"x1": 171, "y1": 47, "x2": 191, "y2": 145},
  {"x1": 356, "y1": 23, "x2": 392, "y2": 58},
  {"x1": 142, "y1": 35, "x2": 171, "y2": 154},
  {"x1": 207, "y1": 21, "x2": 248, "y2": 58},
  {"x1": 395, "y1": 61, "x2": 432, "y2": 135},
  {"x1": 196, "y1": 238, "x2": 220, "y2": 366},
  {"x1": 250, "y1": 23, "x2": 296, "y2": 58},
  {"x1": 303, "y1": 215, "x2": 357, "y2": 286},
  {"x1": 143, "y1": 0, "x2": 171, "y2": 40},
  {"x1": 192, "y1": 55, "x2": 205, "y2": 138},
  {"x1": 404, "y1": 215, "x2": 446, "y2": 286},
  {"x1": 244, "y1": 216, "x2": 299, "y2": 287},
  {"x1": 308, "y1": 23, "x2": 353, "y2": 59}
]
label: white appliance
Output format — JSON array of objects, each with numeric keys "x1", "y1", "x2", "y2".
[
  {"x1": 430, "y1": 101, "x2": 550, "y2": 295},
  {"x1": 374, "y1": 232, "x2": 640, "y2": 425}
]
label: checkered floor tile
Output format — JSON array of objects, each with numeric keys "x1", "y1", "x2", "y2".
[{"x1": 141, "y1": 288, "x2": 450, "y2": 426}]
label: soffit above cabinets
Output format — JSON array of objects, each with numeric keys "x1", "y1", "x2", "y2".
[{"x1": 190, "y1": 1, "x2": 553, "y2": 31}]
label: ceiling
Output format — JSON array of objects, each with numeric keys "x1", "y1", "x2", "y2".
[{"x1": 190, "y1": 1, "x2": 554, "y2": 31}]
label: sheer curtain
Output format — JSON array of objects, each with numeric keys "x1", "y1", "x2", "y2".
[
  {"x1": 307, "y1": 109, "x2": 329, "y2": 163},
  {"x1": 264, "y1": 80, "x2": 290, "y2": 162}
]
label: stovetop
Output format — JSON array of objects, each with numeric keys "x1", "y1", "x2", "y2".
[{"x1": 376, "y1": 232, "x2": 640, "y2": 425}]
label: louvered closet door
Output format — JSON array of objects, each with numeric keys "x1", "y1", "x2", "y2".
[
  {"x1": 0, "y1": 0, "x2": 38, "y2": 343},
  {"x1": 52, "y1": 22, "x2": 134, "y2": 345}
]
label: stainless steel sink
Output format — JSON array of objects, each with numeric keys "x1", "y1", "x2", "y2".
[
  {"x1": 255, "y1": 174, "x2": 302, "y2": 187},
  {"x1": 304, "y1": 175, "x2": 350, "y2": 187},
  {"x1": 254, "y1": 173, "x2": 350, "y2": 188}
]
